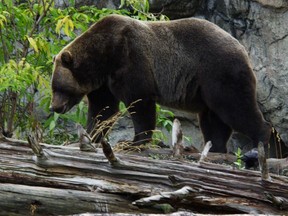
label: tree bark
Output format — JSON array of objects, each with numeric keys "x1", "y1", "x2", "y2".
[{"x1": 0, "y1": 136, "x2": 288, "y2": 216}]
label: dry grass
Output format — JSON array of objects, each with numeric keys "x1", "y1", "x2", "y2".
[{"x1": 88, "y1": 100, "x2": 162, "y2": 153}]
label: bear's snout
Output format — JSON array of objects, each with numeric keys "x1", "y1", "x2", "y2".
[
  {"x1": 50, "y1": 91, "x2": 84, "y2": 114},
  {"x1": 50, "y1": 92, "x2": 70, "y2": 114}
]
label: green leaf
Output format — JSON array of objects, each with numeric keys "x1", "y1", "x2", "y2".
[
  {"x1": 119, "y1": 0, "x2": 126, "y2": 9},
  {"x1": 27, "y1": 37, "x2": 39, "y2": 53},
  {"x1": 3, "y1": 0, "x2": 12, "y2": 7},
  {"x1": 0, "y1": 14, "x2": 7, "y2": 23},
  {"x1": 49, "y1": 120, "x2": 56, "y2": 131},
  {"x1": 68, "y1": 19, "x2": 74, "y2": 31},
  {"x1": 55, "y1": 19, "x2": 63, "y2": 34},
  {"x1": 64, "y1": 20, "x2": 70, "y2": 36}
]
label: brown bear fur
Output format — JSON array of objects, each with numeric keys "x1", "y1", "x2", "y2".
[{"x1": 50, "y1": 14, "x2": 271, "y2": 152}]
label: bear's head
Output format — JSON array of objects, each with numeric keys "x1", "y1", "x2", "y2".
[
  {"x1": 50, "y1": 16, "x2": 124, "y2": 114},
  {"x1": 50, "y1": 50, "x2": 93, "y2": 114}
]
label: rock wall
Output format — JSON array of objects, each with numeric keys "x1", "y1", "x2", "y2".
[{"x1": 55, "y1": 0, "x2": 288, "y2": 154}]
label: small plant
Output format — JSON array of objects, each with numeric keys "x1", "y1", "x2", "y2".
[
  {"x1": 118, "y1": 101, "x2": 175, "y2": 146},
  {"x1": 234, "y1": 147, "x2": 244, "y2": 169},
  {"x1": 151, "y1": 129, "x2": 167, "y2": 147},
  {"x1": 155, "y1": 104, "x2": 174, "y2": 133}
]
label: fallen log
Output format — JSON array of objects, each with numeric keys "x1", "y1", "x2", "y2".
[{"x1": 0, "y1": 135, "x2": 288, "y2": 216}]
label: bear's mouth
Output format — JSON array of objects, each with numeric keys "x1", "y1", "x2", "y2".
[
  {"x1": 50, "y1": 103, "x2": 70, "y2": 114},
  {"x1": 50, "y1": 93, "x2": 84, "y2": 114},
  {"x1": 59, "y1": 104, "x2": 69, "y2": 114}
]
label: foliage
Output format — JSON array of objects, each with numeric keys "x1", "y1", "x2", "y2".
[
  {"x1": 0, "y1": 0, "x2": 172, "y2": 145},
  {"x1": 119, "y1": 101, "x2": 175, "y2": 145},
  {"x1": 120, "y1": 0, "x2": 169, "y2": 21},
  {"x1": 120, "y1": 101, "x2": 174, "y2": 134},
  {"x1": 155, "y1": 104, "x2": 174, "y2": 132},
  {"x1": 0, "y1": 0, "x2": 130, "y2": 143},
  {"x1": 234, "y1": 147, "x2": 244, "y2": 169}
]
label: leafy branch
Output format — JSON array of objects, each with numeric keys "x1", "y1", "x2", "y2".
[{"x1": 22, "y1": 0, "x2": 54, "y2": 59}]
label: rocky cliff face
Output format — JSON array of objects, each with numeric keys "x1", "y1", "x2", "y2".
[{"x1": 55, "y1": 0, "x2": 288, "y2": 154}]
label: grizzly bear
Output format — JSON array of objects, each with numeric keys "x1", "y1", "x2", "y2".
[{"x1": 50, "y1": 14, "x2": 271, "y2": 153}]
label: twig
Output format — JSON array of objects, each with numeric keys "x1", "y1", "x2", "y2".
[{"x1": 258, "y1": 142, "x2": 271, "y2": 181}]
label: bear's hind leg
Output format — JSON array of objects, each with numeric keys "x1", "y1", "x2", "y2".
[
  {"x1": 227, "y1": 111, "x2": 271, "y2": 152},
  {"x1": 198, "y1": 109, "x2": 232, "y2": 153},
  {"x1": 208, "y1": 97, "x2": 271, "y2": 155},
  {"x1": 126, "y1": 98, "x2": 156, "y2": 145}
]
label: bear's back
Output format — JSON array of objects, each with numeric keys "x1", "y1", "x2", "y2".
[
  {"x1": 84, "y1": 15, "x2": 253, "y2": 110},
  {"x1": 141, "y1": 18, "x2": 251, "y2": 108}
]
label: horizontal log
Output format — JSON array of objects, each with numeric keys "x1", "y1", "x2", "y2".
[
  {"x1": 0, "y1": 183, "x2": 144, "y2": 215},
  {"x1": 0, "y1": 137, "x2": 288, "y2": 215}
]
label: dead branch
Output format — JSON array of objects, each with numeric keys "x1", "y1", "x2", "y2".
[
  {"x1": 199, "y1": 141, "x2": 212, "y2": 163},
  {"x1": 258, "y1": 142, "x2": 271, "y2": 181},
  {"x1": 101, "y1": 139, "x2": 121, "y2": 165},
  {"x1": 133, "y1": 186, "x2": 198, "y2": 207},
  {"x1": 172, "y1": 118, "x2": 184, "y2": 158}
]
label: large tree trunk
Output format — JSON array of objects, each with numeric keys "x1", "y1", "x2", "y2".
[{"x1": 0, "y1": 135, "x2": 288, "y2": 216}]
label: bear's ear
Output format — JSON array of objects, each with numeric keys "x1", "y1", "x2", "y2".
[{"x1": 61, "y1": 51, "x2": 73, "y2": 67}]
